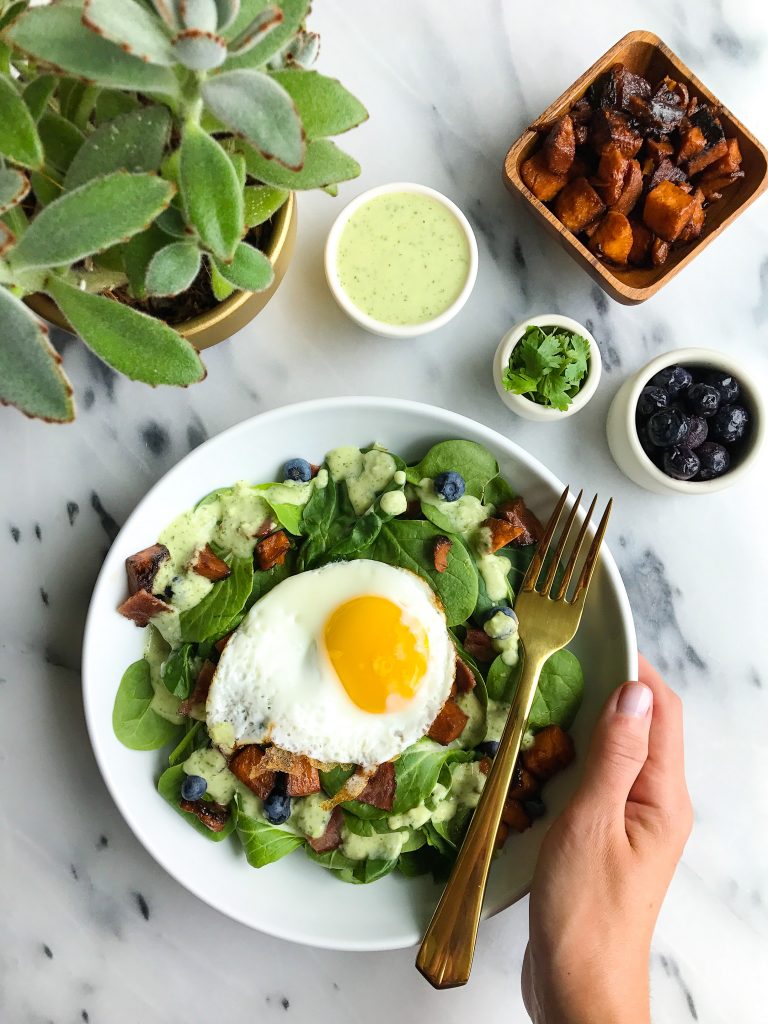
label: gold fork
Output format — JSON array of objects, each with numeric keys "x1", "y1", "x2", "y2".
[{"x1": 416, "y1": 485, "x2": 613, "y2": 988}]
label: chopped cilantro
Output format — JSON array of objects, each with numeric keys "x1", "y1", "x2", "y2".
[{"x1": 502, "y1": 325, "x2": 591, "y2": 411}]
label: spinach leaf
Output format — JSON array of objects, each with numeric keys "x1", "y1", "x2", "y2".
[
  {"x1": 233, "y1": 794, "x2": 304, "y2": 866},
  {"x1": 483, "y1": 473, "x2": 515, "y2": 508},
  {"x1": 167, "y1": 720, "x2": 204, "y2": 766},
  {"x1": 486, "y1": 649, "x2": 584, "y2": 731},
  {"x1": 397, "y1": 845, "x2": 443, "y2": 878},
  {"x1": 113, "y1": 660, "x2": 182, "y2": 751},
  {"x1": 161, "y1": 643, "x2": 196, "y2": 698},
  {"x1": 194, "y1": 485, "x2": 233, "y2": 509},
  {"x1": 342, "y1": 813, "x2": 394, "y2": 837},
  {"x1": 246, "y1": 555, "x2": 293, "y2": 609},
  {"x1": 486, "y1": 655, "x2": 519, "y2": 702},
  {"x1": 179, "y1": 553, "x2": 253, "y2": 642},
  {"x1": 157, "y1": 764, "x2": 235, "y2": 841},
  {"x1": 367, "y1": 519, "x2": 478, "y2": 626},
  {"x1": 319, "y1": 764, "x2": 355, "y2": 797},
  {"x1": 268, "y1": 501, "x2": 303, "y2": 535},
  {"x1": 304, "y1": 846, "x2": 357, "y2": 872},
  {"x1": 423, "y1": 821, "x2": 453, "y2": 856},
  {"x1": 430, "y1": 805, "x2": 473, "y2": 848},
  {"x1": 405, "y1": 440, "x2": 498, "y2": 499},
  {"x1": 346, "y1": 857, "x2": 398, "y2": 884},
  {"x1": 297, "y1": 476, "x2": 340, "y2": 570},
  {"x1": 392, "y1": 739, "x2": 473, "y2": 814}
]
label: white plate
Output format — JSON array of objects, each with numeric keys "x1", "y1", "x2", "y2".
[{"x1": 82, "y1": 398, "x2": 637, "y2": 951}]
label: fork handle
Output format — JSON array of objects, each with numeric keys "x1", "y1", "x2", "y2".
[{"x1": 416, "y1": 645, "x2": 547, "y2": 988}]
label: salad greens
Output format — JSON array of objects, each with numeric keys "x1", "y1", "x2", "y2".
[
  {"x1": 502, "y1": 324, "x2": 591, "y2": 411},
  {"x1": 113, "y1": 439, "x2": 585, "y2": 884}
]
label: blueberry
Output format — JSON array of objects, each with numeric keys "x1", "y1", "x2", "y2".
[
  {"x1": 684, "y1": 415, "x2": 708, "y2": 449},
  {"x1": 636, "y1": 386, "x2": 669, "y2": 419},
  {"x1": 523, "y1": 797, "x2": 547, "y2": 820},
  {"x1": 434, "y1": 471, "x2": 465, "y2": 502},
  {"x1": 181, "y1": 774, "x2": 207, "y2": 800},
  {"x1": 484, "y1": 605, "x2": 518, "y2": 622},
  {"x1": 647, "y1": 407, "x2": 690, "y2": 447},
  {"x1": 710, "y1": 404, "x2": 749, "y2": 444},
  {"x1": 696, "y1": 441, "x2": 730, "y2": 480},
  {"x1": 662, "y1": 445, "x2": 700, "y2": 480},
  {"x1": 702, "y1": 370, "x2": 740, "y2": 404},
  {"x1": 476, "y1": 740, "x2": 500, "y2": 757},
  {"x1": 283, "y1": 458, "x2": 312, "y2": 482},
  {"x1": 263, "y1": 785, "x2": 292, "y2": 825},
  {"x1": 649, "y1": 365, "x2": 693, "y2": 396},
  {"x1": 686, "y1": 382, "x2": 721, "y2": 418}
]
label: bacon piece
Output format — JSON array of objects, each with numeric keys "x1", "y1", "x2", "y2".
[
  {"x1": 178, "y1": 659, "x2": 215, "y2": 716},
  {"x1": 508, "y1": 762, "x2": 540, "y2": 801},
  {"x1": 522, "y1": 725, "x2": 575, "y2": 780},
  {"x1": 479, "y1": 756, "x2": 492, "y2": 776},
  {"x1": 496, "y1": 497, "x2": 545, "y2": 547},
  {"x1": 255, "y1": 529, "x2": 290, "y2": 570},
  {"x1": 286, "y1": 755, "x2": 321, "y2": 797},
  {"x1": 117, "y1": 589, "x2": 172, "y2": 626},
  {"x1": 228, "y1": 745, "x2": 276, "y2": 800},
  {"x1": 463, "y1": 626, "x2": 495, "y2": 663},
  {"x1": 356, "y1": 761, "x2": 396, "y2": 810},
  {"x1": 307, "y1": 806, "x2": 343, "y2": 852},
  {"x1": 433, "y1": 535, "x2": 452, "y2": 573},
  {"x1": 454, "y1": 656, "x2": 476, "y2": 693},
  {"x1": 501, "y1": 798, "x2": 532, "y2": 833},
  {"x1": 125, "y1": 544, "x2": 169, "y2": 595},
  {"x1": 482, "y1": 517, "x2": 525, "y2": 553},
  {"x1": 309, "y1": 463, "x2": 322, "y2": 478},
  {"x1": 179, "y1": 798, "x2": 230, "y2": 832},
  {"x1": 214, "y1": 632, "x2": 233, "y2": 654},
  {"x1": 254, "y1": 517, "x2": 276, "y2": 537},
  {"x1": 427, "y1": 700, "x2": 469, "y2": 745},
  {"x1": 190, "y1": 544, "x2": 231, "y2": 581}
]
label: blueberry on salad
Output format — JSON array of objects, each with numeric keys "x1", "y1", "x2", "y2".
[
  {"x1": 284, "y1": 458, "x2": 313, "y2": 482},
  {"x1": 524, "y1": 797, "x2": 547, "y2": 820},
  {"x1": 696, "y1": 442, "x2": 730, "y2": 480},
  {"x1": 181, "y1": 774, "x2": 207, "y2": 800},
  {"x1": 636, "y1": 386, "x2": 668, "y2": 419},
  {"x1": 647, "y1": 407, "x2": 690, "y2": 447},
  {"x1": 687, "y1": 382, "x2": 720, "y2": 418},
  {"x1": 263, "y1": 778, "x2": 292, "y2": 825},
  {"x1": 649, "y1": 365, "x2": 692, "y2": 396},
  {"x1": 663, "y1": 445, "x2": 700, "y2": 481},
  {"x1": 476, "y1": 740, "x2": 500, "y2": 757},
  {"x1": 710, "y1": 404, "x2": 749, "y2": 444},
  {"x1": 434, "y1": 470, "x2": 465, "y2": 502}
]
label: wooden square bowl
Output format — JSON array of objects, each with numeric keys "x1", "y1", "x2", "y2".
[{"x1": 503, "y1": 29, "x2": 768, "y2": 304}]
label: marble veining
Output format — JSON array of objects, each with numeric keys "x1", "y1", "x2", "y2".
[{"x1": 2, "y1": 1, "x2": 767, "y2": 1022}]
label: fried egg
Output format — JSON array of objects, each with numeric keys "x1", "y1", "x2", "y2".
[{"x1": 206, "y1": 560, "x2": 455, "y2": 766}]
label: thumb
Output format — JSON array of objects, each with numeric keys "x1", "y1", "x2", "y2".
[{"x1": 577, "y1": 682, "x2": 653, "y2": 811}]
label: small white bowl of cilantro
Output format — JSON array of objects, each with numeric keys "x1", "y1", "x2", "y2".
[{"x1": 493, "y1": 314, "x2": 602, "y2": 421}]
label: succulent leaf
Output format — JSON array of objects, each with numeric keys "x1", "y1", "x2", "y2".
[
  {"x1": 29, "y1": 170, "x2": 63, "y2": 208},
  {"x1": 239, "y1": 137, "x2": 359, "y2": 190},
  {"x1": 145, "y1": 239, "x2": 201, "y2": 295},
  {"x1": 227, "y1": 5, "x2": 281, "y2": 55},
  {"x1": 82, "y1": 0, "x2": 176, "y2": 67},
  {"x1": 229, "y1": 150, "x2": 246, "y2": 190},
  {"x1": 202, "y1": 69, "x2": 304, "y2": 170},
  {"x1": 179, "y1": 121, "x2": 242, "y2": 259},
  {"x1": 156, "y1": 203, "x2": 192, "y2": 239},
  {"x1": 269, "y1": 69, "x2": 367, "y2": 139},
  {"x1": 0, "y1": 287, "x2": 75, "y2": 423},
  {"x1": 213, "y1": 240, "x2": 273, "y2": 291},
  {"x1": 22, "y1": 75, "x2": 57, "y2": 123},
  {"x1": 209, "y1": 258, "x2": 235, "y2": 300},
  {"x1": 94, "y1": 89, "x2": 141, "y2": 125},
  {"x1": 47, "y1": 276, "x2": 206, "y2": 387},
  {"x1": 5, "y1": 5, "x2": 179, "y2": 94},
  {"x1": 213, "y1": 0, "x2": 240, "y2": 31},
  {"x1": 0, "y1": 1, "x2": 27, "y2": 33},
  {"x1": 179, "y1": 0, "x2": 218, "y2": 31},
  {"x1": 0, "y1": 75, "x2": 43, "y2": 169},
  {"x1": 38, "y1": 111, "x2": 85, "y2": 175},
  {"x1": 243, "y1": 184, "x2": 287, "y2": 227},
  {"x1": 0, "y1": 167, "x2": 30, "y2": 213},
  {"x1": 221, "y1": 0, "x2": 308, "y2": 70},
  {"x1": 121, "y1": 222, "x2": 170, "y2": 298},
  {"x1": 0, "y1": 219, "x2": 15, "y2": 256},
  {"x1": 171, "y1": 29, "x2": 228, "y2": 70},
  {"x1": 274, "y1": 29, "x2": 319, "y2": 69},
  {"x1": 9, "y1": 171, "x2": 175, "y2": 270},
  {"x1": 150, "y1": 0, "x2": 180, "y2": 30},
  {"x1": 64, "y1": 106, "x2": 171, "y2": 190}
]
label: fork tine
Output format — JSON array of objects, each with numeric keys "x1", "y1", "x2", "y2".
[
  {"x1": 538, "y1": 489, "x2": 583, "y2": 596},
  {"x1": 570, "y1": 498, "x2": 613, "y2": 603},
  {"x1": 521, "y1": 485, "x2": 569, "y2": 593},
  {"x1": 553, "y1": 493, "x2": 598, "y2": 601}
]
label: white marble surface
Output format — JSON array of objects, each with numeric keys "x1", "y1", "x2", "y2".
[{"x1": 2, "y1": 1, "x2": 768, "y2": 1021}]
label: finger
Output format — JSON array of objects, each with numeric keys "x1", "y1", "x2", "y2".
[
  {"x1": 628, "y1": 655, "x2": 688, "y2": 811},
  {"x1": 576, "y1": 680, "x2": 653, "y2": 814}
]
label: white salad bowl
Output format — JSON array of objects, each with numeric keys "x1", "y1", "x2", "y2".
[
  {"x1": 493, "y1": 314, "x2": 602, "y2": 421},
  {"x1": 82, "y1": 398, "x2": 636, "y2": 951},
  {"x1": 324, "y1": 182, "x2": 479, "y2": 339}
]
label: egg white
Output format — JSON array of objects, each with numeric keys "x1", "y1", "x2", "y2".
[{"x1": 206, "y1": 559, "x2": 455, "y2": 767}]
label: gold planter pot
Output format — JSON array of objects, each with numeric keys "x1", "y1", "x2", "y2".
[{"x1": 25, "y1": 192, "x2": 297, "y2": 350}]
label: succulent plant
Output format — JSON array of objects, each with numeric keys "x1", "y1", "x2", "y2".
[{"x1": 0, "y1": 0, "x2": 367, "y2": 423}]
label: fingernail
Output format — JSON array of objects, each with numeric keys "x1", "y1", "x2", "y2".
[{"x1": 617, "y1": 682, "x2": 652, "y2": 718}]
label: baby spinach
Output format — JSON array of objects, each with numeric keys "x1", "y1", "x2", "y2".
[
  {"x1": 483, "y1": 473, "x2": 515, "y2": 509},
  {"x1": 167, "y1": 720, "x2": 204, "y2": 767},
  {"x1": 344, "y1": 857, "x2": 398, "y2": 884},
  {"x1": 233, "y1": 794, "x2": 304, "y2": 866},
  {"x1": 486, "y1": 649, "x2": 584, "y2": 731},
  {"x1": 157, "y1": 764, "x2": 235, "y2": 841},
  {"x1": 342, "y1": 812, "x2": 393, "y2": 837},
  {"x1": 397, "y1": 846, "x2": 444, "y2": 879},
  {"x1": 304, "y1": 846, "x2": 357, "y2": 873},
  {"x1": 113, "y1": 659, "x2": 182, "y2": 750},
  {"x1": 161, "y1": 643, "x2": 196, "y2": 698},
  {"x1": 486, "y1": 655, "x2": 519, "y2": 702},
  {"x1": 179, "y1": 553, "x2": 253, "y2": 642},
  {"x1": 392, "y1": 739, "x2": 473, "y2": 814},
  {"x1": 246, "y1": 555, "x2": 294, "y2": 609},
  {"x1": 405, "y1": 440, "x2": 498, "y2": 499},
  {"x1": 430, "y1": 805, "x2": 473, "y2": 849},
  {"x1": 297, "y1": 475, "x2": 340, "y2": 570}
]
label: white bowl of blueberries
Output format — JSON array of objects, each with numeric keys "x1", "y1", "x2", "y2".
[{"x1": 607, "y1": 347, "x2": 765, "y2": 495}]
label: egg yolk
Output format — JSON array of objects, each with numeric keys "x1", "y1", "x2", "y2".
[{"x1": 324, "y1": 596, "x2": 429, "y2": 713}]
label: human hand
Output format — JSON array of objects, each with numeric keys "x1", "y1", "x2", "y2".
[{"x1": 521, "y1": 656, "x2": 693, "y2": 1024}]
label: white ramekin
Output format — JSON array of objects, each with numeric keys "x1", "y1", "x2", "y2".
[
  {"x1": 493, "y1": 314, "x2": 602, "y2": 421},
  {"x1": 606, "y1": 347, "x2": 766, "y2": 495},
  {"x1": 324, "y1": 182, "x2": 478, "y2": 339}
]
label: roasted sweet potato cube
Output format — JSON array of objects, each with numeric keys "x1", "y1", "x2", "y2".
[
  {"x1": 568, "y1": 156, "x2": 589, "y2": 180},
  {"x1": 588, "y1": 211, "x2": 633, "y2": 264},
  {"x1": 179, "y1": 798, "x2": 230, "y2": 832},
  {"x1": 554, "y1": 177, "x2": 606, "y2": 233},
  {"x1": 643, "y1": 180, "x2": 697, "y2": 241},
  {"x1": 427, "y1": 700, "x2": 469, "y2": 745},
  {"x1": 611, "y1": 159, "x2": 642, "y2": 215},
  {"x1": 648, "y1": 158, "x2": 688, "y2": 191},
  {"x1": 686, "y1": 137, "x2": 728, "y2": 176},
  {"x1": 455, "y1": 655, "x2": 476, "y2": 693},
  {"x1": 508, "y1": 762, "x2": 540, "y2": 801},
  {"x1": 650, "y1": 235, "x2": 670, "y2": 266},
  {"x1": 255, "y1": 529, "x2": 290, "y2": 570},
  {"x1": 520, "y1": 151, "x2": 568, "y2": 202},
  {"x1": 644, "y1": 138, "x2": 674, "y2": 165},
  {"x1": 496, "y1": 497, "x2": 544, "y2": 546},
  {"x1": 286, "y1": 756, "x2": 321, "y2": 797},
  {"x1": 573, "y1": 122, "x2": 589, "y2": 146},
  {"x1": 307, "y1": 806, "x2": 343, "y2": 852},
  {"x1": 191, "y1": 543, "x2": 231, "y2": 581},
  {"x1": 590, "y1": 109, "x2": 642, "y2": 158},
  {"x1": 125, "y1": 543, "x2": 169, "y2": 595},
  {"x1": 522, "y1": 725, "x2": 575, "y2": 780},
  {"x1": 433, "y1": 535, "x2": 452, "y2": 573},
  {"x1": 628, "y1": 221, "x2": 652, "y2": 265},
  {"x1": 704, "y1": 137, "x2": 742, "y2": 177},
  {"x1": 594, "y1": 144, "x2": 629, "y2": 205},
  {"x1": 358, "y1": 761, "x2": 396, "y2": 810},
  {"x1": 482, "y1": 517, "x2": 525, "y2": 553},
  {"x1": 501, "y1": 798, "x2": 532, "y2": 833},
  {"x1": 117, "y1": 589, "x2": 172, "y2": 626},
  {"x1": 677, "y1": 189, "x2": 705, "y2": 244},
  {"x1": 543, "y1": 115, "x2": 576, "y2": 175},
  {"x1": 676, "y1": 125, "x2": 706, "y2": 165},
  {"x1": 179, "y1": 659, "x2": 215, "y2": 716},
  {"x1": 463, "y1": 626, "x2": 495, "y2": 663},
  {"x1": 699, "y1": 170, "x2": 744, "y2": 200},
  {"x1": 229, "y1": 745, "x2": 275, "y2": 800}
]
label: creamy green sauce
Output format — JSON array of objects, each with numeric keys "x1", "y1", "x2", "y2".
[
  {"x1": 183, "y1": 748, "x2": 237, "y2": 804},
  {"x1": 288, "y1": 792, "x2": 333, "y2": 839},
  {"x1": 144, "y1": 626, "x2": 185, "y2": 724},
  {"x1": 485, "y1": 698, "x2": 510, "y2": 743},
  {"x1": 432, "y1": 761, "x2": 487, "y2": 823},
  {"x1": 341, "y1": 827, "x2": 407, "y2": 861},
  {"x1": 326, "y1": 446, "x2": 397, "y2": 515},
  {"x1": 484, "y1": 609, "x2": 520, "y2": 666},
  {"x1": 336, "y1": 192, "x2": 471, "y2": 326},
  {"x1": 454, "y1": 690, "x2": 486, "y2": 749},
  {"x1": 380, "y1": 489, "x2": 407, "y2": 516}
]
